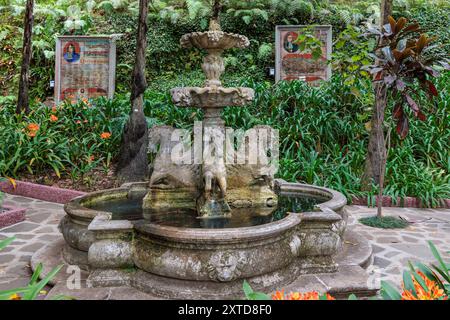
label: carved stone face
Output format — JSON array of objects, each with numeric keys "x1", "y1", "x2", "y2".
[
  {"x1": 216, "y1": 253, "x2": 238, "y2": 281},
  {"x1": 207, "y1": 251, "x2": 244, "y2": 282}
]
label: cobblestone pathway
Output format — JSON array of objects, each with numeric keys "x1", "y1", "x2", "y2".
[{"x1": 1, "y1": 194, "x2": 449, "y2": 295}]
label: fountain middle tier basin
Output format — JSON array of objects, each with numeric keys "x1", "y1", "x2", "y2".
[
  {"x1": 180, "y1": 31, "x2": 250, "y2": 50},
  {"x1": 170, "y1": 86, "x2": 254, "y2": 108},
  {"x1": 58, "y1": 180, "x2": 349, "y2": 298}
]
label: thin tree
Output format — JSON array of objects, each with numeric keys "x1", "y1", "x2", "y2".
[
  {"x1": 116, "y1": 0, "x2": 149, "y2": 182},
  {"x1": 362, "y1": 0, "x2": 393, "y2": 218},
  {"x1": 16, "y1": 0, "x2": 34, "y2": 115}
]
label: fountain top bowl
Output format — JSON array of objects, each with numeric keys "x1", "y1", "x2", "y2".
[{"x1": 180, "y1": 31, "x2": 250, "y2": 51}]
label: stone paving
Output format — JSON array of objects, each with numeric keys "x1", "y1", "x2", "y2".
[
  {"x1": 1, "y1": 194, "x2": 449, "y2": 297},
  {"x1": 347, "y1": 205, "x2": 450, "y2": 289},
  {"x1": 0, "y1": 195, "x2": 63, "y2": 294}
]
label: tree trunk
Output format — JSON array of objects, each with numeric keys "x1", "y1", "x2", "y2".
[
  {"x1": 374, "y1": 83, "x2": 387, "y2": 218},
  {"x1": 212, "y1": 0, "x2": 222, "y2": 19},
  {"x1": 362, "y1": 83, "x2": 387, "y2": 187},
  {"x1": 361, "y1": 0, "x2": 393, "y2": 195},
  {"x1": 116, "y1": 0, "x2": 149, "y2": 182},
  {"x1": 16, "y1": 0, "x2": 34, "y2": 115},
  {"x1": 380, "y1": 0, "x2": 393, "y2": 25}
]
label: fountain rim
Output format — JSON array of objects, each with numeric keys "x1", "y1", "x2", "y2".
[
  {"x1": 64, "y1": 181, "x2": 346, "y2": 243},
  {"x1": 132, "y1": 211, "x2": 301, "y2": 244}
]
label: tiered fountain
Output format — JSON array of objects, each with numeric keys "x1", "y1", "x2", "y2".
[{"x1": 33, "y1": 19, "x2": 377, "y2": 300}]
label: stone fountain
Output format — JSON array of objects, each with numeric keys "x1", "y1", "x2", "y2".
[
  {"x1": 32, "y1": 20, "x2": 377, "y2": 300},
  {"x1": 144, "y1": 19, "x2": 277, "y2": 219}
]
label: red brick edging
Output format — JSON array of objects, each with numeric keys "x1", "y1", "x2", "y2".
[
  {"x1": 351, "y1": 195, "x2": 450, "y2": 209},
  {"x1": 0, "y1": 205, "x2": 26, "y2": 228},
  {"x1": 0, "y1": 180, "x2": 86, "y2": 204}
]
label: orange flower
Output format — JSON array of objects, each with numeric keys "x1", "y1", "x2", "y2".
[
  {"x1": 325, "y1": 293, "x2": 336, "y2": 300},
  {"x1": 76, "y1": 120, "x2": 81, "y2": 124},
  {"x1": 50, "y1": 114, "x2": 58, "y2": 122},
  {"x1": 8, "y1": 293, "x2": 21, "y2": 300},
  {"x1": 100, "y1": 132, "x2": 111, "y2": 139},
  {"x1": 27, "y1": 123, "x2": 39, "y2": 131},
  {"x1": 272, "y1": 290, "x2": 285, "y2": 300},
  {"x1": 401, "y1": 271, "x2": 448, "y2": 300},
  {"x1": 26, "y1": 123, "x2": 40, "y2": 137},
  {"x1": 88, "y1": 155, "x2": 95, "y2": 162},
  {"x1": 51, "y1": 106, "x2": 57, "y2": 113},
  {"x1": 82, "y1": 98, "x2": 91, "y2": 106},
  {"x1": 272, "y1": 290, "x2": 335, "y2": 300},
  {"x1": 287, "y1": 292, "x2": 302, "y2": 300}
]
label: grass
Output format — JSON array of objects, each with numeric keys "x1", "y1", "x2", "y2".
[{"x1": 359, "y1": 216, "x2": 410, "y2": 229}]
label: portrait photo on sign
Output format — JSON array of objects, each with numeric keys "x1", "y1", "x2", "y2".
[
  {"x1": 283, "y1": 32, "x2": 299, "y2": 53},
  {"x1": 63, "y1": 41, "x2": 81, "y2": 63}
]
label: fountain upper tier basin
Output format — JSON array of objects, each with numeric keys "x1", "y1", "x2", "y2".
[
  {"x1": 180, "y1": 31, "x2": 250, "y2": 50},
  {"x1": 170, "y1": 86, "x2": 254, "y2": 108}
]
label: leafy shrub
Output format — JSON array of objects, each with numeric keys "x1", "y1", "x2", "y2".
[
  {"x1": 0, "y1": 99, "x2": 126, "y2": 182},
  {"x1": 382, "y1": 241, "x2": 449, "y2": 300}
]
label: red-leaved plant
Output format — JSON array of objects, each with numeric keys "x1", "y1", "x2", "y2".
[{"x1": 365, "y1": 16, "x2": 449, "y2": 138}]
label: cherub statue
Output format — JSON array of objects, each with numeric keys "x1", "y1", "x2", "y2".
[{"x1": 198, "y1": 126, "x2": 231, "y2": 217}]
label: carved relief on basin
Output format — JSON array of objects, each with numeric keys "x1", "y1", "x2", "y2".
[
  {"x1": 180, "y1": 31, "x2": 250, "y2": 50},
  {"x1": 170, "y1": 86, "x2": 254, "y2": 108}
]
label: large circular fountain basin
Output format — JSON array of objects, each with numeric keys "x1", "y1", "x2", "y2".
[{"x1": 60, "y1": 180, "x2": 347, "y2": 288}]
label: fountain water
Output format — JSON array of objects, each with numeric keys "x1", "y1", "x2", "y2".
[{"x1": 33, "y1": 20, "x2": 377, "y2": 299}]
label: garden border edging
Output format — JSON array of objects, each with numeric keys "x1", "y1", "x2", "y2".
[
  {"x1": 0, "y1": 180, "x2": 86, "y2": 204},
  {"x1": 0, "y1": 205, "x2": 26, "y2": 228},
  {"x1": 351, "y1": 195, "x2": 450, "y2": 209}
]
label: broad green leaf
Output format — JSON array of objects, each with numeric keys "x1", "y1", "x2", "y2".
[
  {"x1": 411, "y1": 271, "x2": 429, "y2": 293},
  {"x1": 248, "y1": 292, "x2": 271, "y2": 300},
  {"x1": 415, "y1": 262, "x2": 444, "y2": 289},
  {"x1": 428, "y1": 241, "x2": 449, "y2": 277},
  {"x1": 29, "y1": 263, "x2": 43, "y2": 286},
  {"x1": 431, "y1": 264, "x2": 450, "y2": 283},
  {"x1": 23, "y1": 264, "x2": 63, "y2": 300},
  {"x1": 402, "y1": 271, "x2": 417, "y2": 298},
  {"x1": 242, "y1": 280, "x2": 253, "y2": 298},
  {"x1": 0, "y1": 236, "x2": 15, "y2": 251},
  {"x1": 380, "y1": 280, "x2": 401, "y2": 300},
  {"x1": 319, "y1": 293, "x2": 329, "y2": 300}
]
